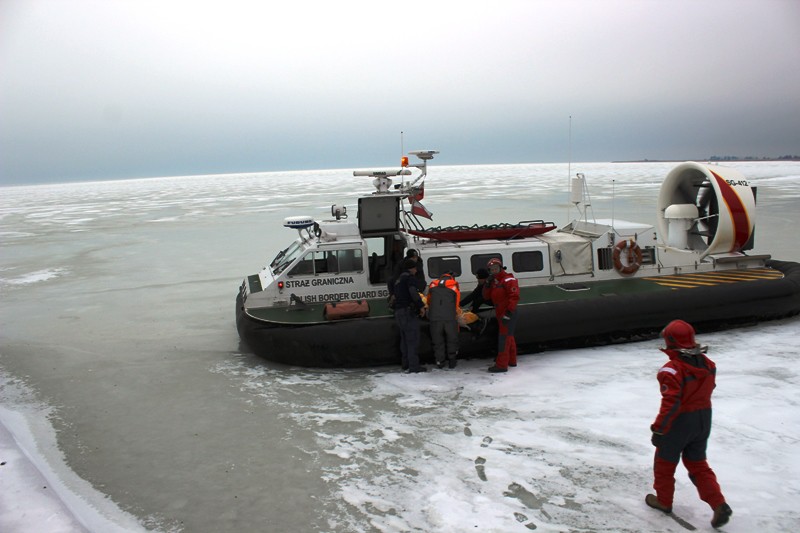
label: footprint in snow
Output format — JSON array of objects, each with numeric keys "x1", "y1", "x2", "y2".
[
  {"x1": 474, "y1": 457, "x2": 487, "y2": 481},
  {"x1": 514, "y1": 512, "x2": 537, "y2": 530},
  {"x1": 481, "y1": 436, "x2": 493, "y2": 447}
]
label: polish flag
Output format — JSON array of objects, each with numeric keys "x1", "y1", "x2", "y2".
[
  {"x1": 408, "y1": 184, "x2": 424, "y2": 203},
  {"x1": 411, "y1": 200, "x2": 433, "y2": 220}
]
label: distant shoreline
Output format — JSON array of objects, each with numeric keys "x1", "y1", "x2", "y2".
[
  {"x1": 614, "y1": 157, "x2": 800, "y2": 163},
  {"x1": 3, "y1": 158, "x2": 799, "y2": 187}
]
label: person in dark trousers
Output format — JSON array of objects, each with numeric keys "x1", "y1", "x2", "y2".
[
  {"x1": 482, "y1": 258, "x2": 519, "y2": 373},
  {"x1": 427, "y1": 272, "x2": 460, "y2": 369},
  {"x1": 393, "y1": 258, "x2": 427, "y2": 373},
  {"x1": 646, "y1": 319, "x2": 732, "y2": 529}
]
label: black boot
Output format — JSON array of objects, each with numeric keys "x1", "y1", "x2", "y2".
[
  {"x1": 645, "y1": 494, "x2": 672, "y2": 514},
  {"x1": 711, "y1": 502, "x2": 732, "y2": 528}
]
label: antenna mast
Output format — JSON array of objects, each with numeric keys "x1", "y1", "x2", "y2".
[{"x1": 567, "y1": 115, "x2": 572, "y2": 222}]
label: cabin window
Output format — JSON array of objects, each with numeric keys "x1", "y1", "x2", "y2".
[
  {"x1": 512, "y1": 251, "x2": 544, "y2": 272},
  {"x1": 271, "y1": 239, "x2": 305, "y2": 275},
  {"x1": 470, "y1": 253, "x2": 502, "y2": 274},
  {"x1": 428, "y1": 256, "x2": 462, "y2": 278},
  {"x1": 287, "y1": 252, "x2": 315, "y2": 276},
  {"x1": 287, "y1": 251, "x2": 327, "y2": 276},
  {"x1": 288, "y1": 250, "x2": 359, "y2": 277},
  {"x1": 326, "y1": 248, "x2": 364, "y2": 273}
]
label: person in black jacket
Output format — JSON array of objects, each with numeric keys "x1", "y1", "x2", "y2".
[
  {"x1": 389, "y1": 249, "x2": 425, "y2": 291},
  {"x1": 393, "y1": 258, "x2": 427, "y2": 373},
  {"x1": 409, "y1": 249, "x2": 426, "y2": 288},
  {"x1": 459, "y1": 268, "x2": 491, "y2": 313}
]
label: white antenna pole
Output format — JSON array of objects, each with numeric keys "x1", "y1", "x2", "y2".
[
  {"x1": 612, "y1": 178, "x2": 616, "y2": 228},
  {"x1": 567, "y1": 115, "x2": 572, "y2": 223}
]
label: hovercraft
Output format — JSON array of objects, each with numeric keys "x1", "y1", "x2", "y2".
[{"x1": 235, "y1": 151, "x2": 800, "y2": 367}]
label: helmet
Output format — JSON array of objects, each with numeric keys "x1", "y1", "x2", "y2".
[
  {"x1": 487, "y1": 258, "x2": 502, "y2": 269},
  {"x1": 661, "y1": 319, "x2": 697, "y2": 350}
]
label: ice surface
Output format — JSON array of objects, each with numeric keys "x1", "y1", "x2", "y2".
[{"x1": 6, "y1": 321, "x2": 798, "y2": 532}]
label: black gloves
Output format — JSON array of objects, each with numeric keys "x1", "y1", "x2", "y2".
[{"x1": 651, "y1": 432, "x2": 663, "y2": 447}]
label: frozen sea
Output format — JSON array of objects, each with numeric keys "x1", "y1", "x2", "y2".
[{"x1": 1, "y1": 161, "x2": 799, "y2": 532}]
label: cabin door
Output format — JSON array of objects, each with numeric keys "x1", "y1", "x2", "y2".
[{"x1": 364, "y1": 235, "x2": 405, "y2": 285}]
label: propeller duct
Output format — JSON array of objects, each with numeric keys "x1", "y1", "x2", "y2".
[{"x1": 657, "y1": 162, "x2": 756, "y2": 259}]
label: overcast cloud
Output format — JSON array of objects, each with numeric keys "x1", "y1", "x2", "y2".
[{"x1": 1, "y1": 0, "x2": 799, "y2": 184}]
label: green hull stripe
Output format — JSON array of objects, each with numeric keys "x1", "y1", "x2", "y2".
[{"x1": 244, "y1": 268, "x2": 781, "y2": 325}]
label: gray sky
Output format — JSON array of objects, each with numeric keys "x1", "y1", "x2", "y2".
[{"x1": 1, "y1": 0, "x2": 799, "y2": 184}]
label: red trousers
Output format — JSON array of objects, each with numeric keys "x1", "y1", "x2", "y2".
[
  {"x1": 495, "y1": 313, "x2": 518, "y2": 368},
  {"x1": 653, "y1": 455, "x2": 725, "y2": 509},
  {"x1": 496, "y1": 334, "x2": 517, "y2": 368}
]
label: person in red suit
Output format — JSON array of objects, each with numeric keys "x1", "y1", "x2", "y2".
[
  {"x1": 482, "y1": 258, "x2": 519, "y2": 373},
  {"x1": 646, "y1": 319, "x2": 732, "y2": 529}
]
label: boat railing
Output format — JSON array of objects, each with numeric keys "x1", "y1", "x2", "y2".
[{"x1": 401, "y1": 209, "x2": 428, "y2": 233}]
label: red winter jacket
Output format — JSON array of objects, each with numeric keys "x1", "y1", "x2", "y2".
[
  {"x1": 651, "y1": 349, "x2": 717, "y2": 435},
  {"x1": 482, "y1": 270, "x2": 520, "y2": 317}
]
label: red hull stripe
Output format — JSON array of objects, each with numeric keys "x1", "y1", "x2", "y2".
[{"x1": 710, "y1": 170, "x2": 751, "y2": 251}]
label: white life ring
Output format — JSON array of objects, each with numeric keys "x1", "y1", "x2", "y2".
[{"x1": 613, "y1": 239, "x2": 643, "y2": 275}]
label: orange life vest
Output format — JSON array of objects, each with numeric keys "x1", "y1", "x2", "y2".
[{"x1": 429, "y1": 273, "x2": 461, "y2": 301}]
